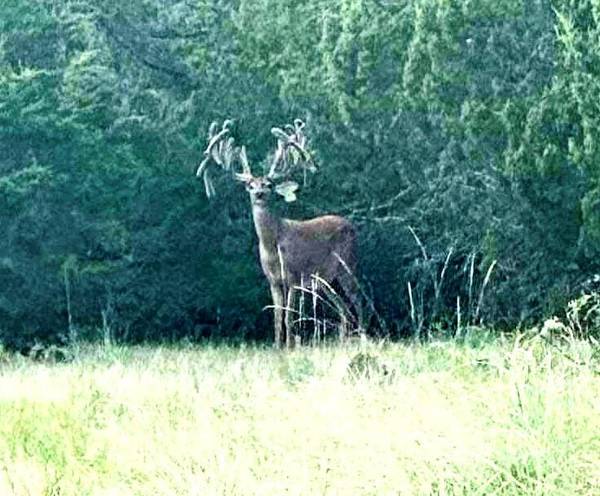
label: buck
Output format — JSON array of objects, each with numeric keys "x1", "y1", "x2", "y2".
[{"x1": 196, "y1": 119, "x2": 359, "y2": 348}]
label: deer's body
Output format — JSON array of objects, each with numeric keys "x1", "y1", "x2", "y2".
[
  {"x1": 253, "y1": 205, "x2": 355, "y2": 283},
  {"x1": 197, "y1": 118, "x2": 359, "y2": 347},
  {"x1": 250, "y1": 195, "x2": 358, "y2": 347}
]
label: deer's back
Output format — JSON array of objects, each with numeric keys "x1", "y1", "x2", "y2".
[{"x1": 278, "y1": 215, "x2": 356, "y2": 280}]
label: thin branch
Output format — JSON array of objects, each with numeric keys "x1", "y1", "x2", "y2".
[
  {"x1": 475, "y1": 260, "x2": 497, "y2": 322},
  {"x1": 407, "y1": 225, "x2": 428, "y2": 261}
]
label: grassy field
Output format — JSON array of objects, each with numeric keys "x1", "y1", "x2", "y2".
[{"x1": 0, "y1": 333, "x2": 599, "y2": 495}]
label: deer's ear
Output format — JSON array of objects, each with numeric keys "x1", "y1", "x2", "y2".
[{"x1": 275, "y1": 180, "x2": 299, "y2": 202}]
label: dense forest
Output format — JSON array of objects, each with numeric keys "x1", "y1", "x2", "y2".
[{"x1": 2, "y1": 0, "x2": 600, "y2": 348}]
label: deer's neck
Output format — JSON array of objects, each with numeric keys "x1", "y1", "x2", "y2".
[{"x1": 251, "y1": 203, "x2": 282, "y2": 249}]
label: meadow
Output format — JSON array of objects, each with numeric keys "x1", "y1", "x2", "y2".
[{"x1": 0, "y1": 332, "x2": 598, "y2": 495}]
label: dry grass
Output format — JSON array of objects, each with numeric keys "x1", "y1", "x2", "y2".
[{"x1": 0, "y1": 334, "x2": 599, "y2": 495}]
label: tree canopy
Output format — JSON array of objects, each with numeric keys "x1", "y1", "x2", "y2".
[{"x1": 1, "y1": 0, "x2": 599, "y2": 347}]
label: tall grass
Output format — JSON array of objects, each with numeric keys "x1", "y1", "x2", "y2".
[{"x1": 0, "y1": 335, "x2": 598, "y2": 495}]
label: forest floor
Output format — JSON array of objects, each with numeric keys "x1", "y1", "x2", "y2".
[{"x1": 0, "y1": 333, "x2": 599, "y2": 495}]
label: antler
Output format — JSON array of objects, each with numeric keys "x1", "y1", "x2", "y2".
[
  {"x1": 196, "y1": 119, "x2": 253, "y2": 197},
  {"x1": 196, "y1": 120, "x2": 233, "y2": 176},
  {"x1": 234, "y1": 145, "x2": 253, "y2": 182},
  {"x1": 267, "y1": 119, "x2": 315, "y2": 180},
  {"x1": 195, "y1": 118, "x2": 315, "y2": 197}
]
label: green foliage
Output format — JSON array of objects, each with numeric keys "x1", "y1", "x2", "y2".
[
  {"x1": 563, "y1": 292, "x2": 600, "y2": 339},
  {"x1": 0, "y1": 164, "x2": 54, "y2": 203},
  {"x1": 0, "y1": 0, "x2": 599, "y2": 346}
]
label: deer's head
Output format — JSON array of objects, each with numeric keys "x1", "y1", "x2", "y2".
[
  {"x1": 196, "y1": 119, "x2": 314, "y2": 205},
  {"x1": 236, "y1": 175, "x2": 275, "y2": 206}
]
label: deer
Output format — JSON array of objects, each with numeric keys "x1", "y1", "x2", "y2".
[{"x1": 196, "y1": 119, "x2": 360, "y2": 348}]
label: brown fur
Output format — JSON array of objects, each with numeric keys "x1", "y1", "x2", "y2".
[{"x1": 245, "y1": 179, "x2": 358, "y2": 347}]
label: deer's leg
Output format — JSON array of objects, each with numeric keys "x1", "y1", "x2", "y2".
[
  {"x1": 338, "y1": 272, "x2": 363, "y2": 332},
  {"x1": 338, "y1": 302, "x2": 349, "y2": 343},
  {"x1": 285, "y1": 286, "x2": 298, "y2": 349},
  {"x1": 270, "y1": 284, "x2": 284, "y2": 348}
]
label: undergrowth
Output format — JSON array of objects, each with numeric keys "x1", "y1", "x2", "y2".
[{"x1": 0, "y1": 334, "x2": 598, "y2": 495}]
